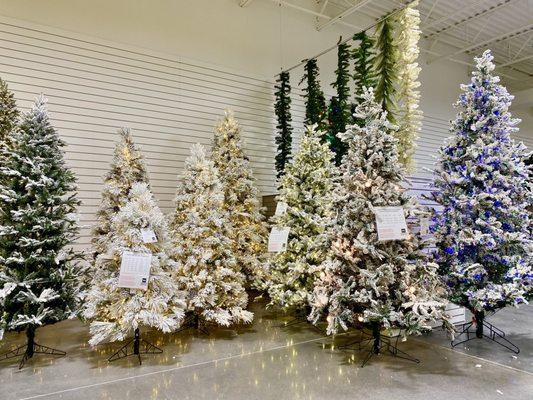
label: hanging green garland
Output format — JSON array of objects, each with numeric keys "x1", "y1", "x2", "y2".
[
  {"x1": 300, "y1": 59, "x2": 327, "y2": 129},
  {"x1": 374, "y1": 19, "x2": 398, "y2": 123},
  {"x1": 327, "y1": 41, "x2": 351, "y2": 165},
  {"x1": 274, "y1": 71, "x2": 293, "y2": 180},
  {"x1": 352, "y1": 31, "x2": 377, "y2": 103}
]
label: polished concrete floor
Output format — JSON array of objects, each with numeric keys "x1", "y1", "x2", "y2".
[{"x1": 1, "y1": 299, "x2": 532, "y2": 400}]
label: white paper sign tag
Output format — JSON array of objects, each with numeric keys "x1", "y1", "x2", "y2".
[
  {"x1": 419, "y1": 217, "x2": 430, "y2": 236},
  {"x1": 268, "y1": 227, "x2": 290, "y2": 252},
  {"x1": 275, "y1": 201, "x2": 288, "y2": 216},
  {"x1": 141, "y1": 229, "x2": 157, "y2": 243},
  {"x1": 374, "y1": 206, "x2": 409, "y2": 241},
  {"x1": 118, "y1": 251, "x2": 152, "y2": 290}
]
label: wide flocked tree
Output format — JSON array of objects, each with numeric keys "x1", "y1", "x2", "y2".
[
  {"x1": 92, "y1": 128, "x2": 149, "y2": 256},
  {"x1": 211, "y1": 111, "x2": 268, "y2": 288},
  {"x1": 171, "y1": 143, "x2": 253, "y2": 328},
  {"x1": 267, "y1": 124, "x2": 337, "y2": 311},
  {"x1": 0, "y1": 96, "x2": 81, "y2": 366},
  {"x1": 309, "y1": 88, "x2": 448, "y2": 336},
  {"x1": 432, "y1": 50, "x2": 532, "y2": 317}
]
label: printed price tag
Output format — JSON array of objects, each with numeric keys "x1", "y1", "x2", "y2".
[
  {"x1": 275, "y1": 201, "x2": 288, "y2": 216},
  {"x1": 419, "y1": 217, "x2": 430, "y2": 236},
  {"x1": 141, "y1": 229, "x2": 157, "y2": 243},
  {"x1": 268, "y1": 227, "x2": 290, "y2": 252},
  {"x1": 118, "y1": 251, "x2": 152, "y2": 290},
  {"x1": 374, "y1": 206, "x2": 409, "y2": 241}
]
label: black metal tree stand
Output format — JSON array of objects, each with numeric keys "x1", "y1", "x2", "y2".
[
  {"x1": 175, "y1": 313, "x2": 210, "y2": 335},
  {"x1": 108, "y1": 328, "x2": 163, "y2": 365},
  {"x1": 451, "y1": 310, "x2": 519, "y2": 354},
  {"x1": 339, "y1": 321, "x2": 420, "y2": 368},
  {"x1": 276, "y1": 306, "x2": 324, "y2": 334},
  {"x1": 0, "y1": 326, "x2": 66, "y2": 369}
]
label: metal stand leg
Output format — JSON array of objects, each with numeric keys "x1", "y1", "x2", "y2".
[
  {"x1": 175, "y1": 314, "x2": 210, "y2": 335},
  {"x1": 275, "y1": 307, "x2": 325, "y2": 335},
  {"x1": 0, "y1": 326, "x2": 66, "y2": 369},
  {"x1": 339, "y1": 322, "x2": 420, "y2": 368},
  {"x1": 451, "y1": 311, "x2": 520, "y2": 354},
  {"x1": 108, "y1": 328, "x2": 163, "y2": 365}
]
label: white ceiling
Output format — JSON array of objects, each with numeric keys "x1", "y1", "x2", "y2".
[{"x1": 240, "y1": 0, "x2": 533, "y2": 91}]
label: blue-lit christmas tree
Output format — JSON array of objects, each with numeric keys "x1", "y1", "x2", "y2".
[{"x1": 432, "y1": 50, "x2": 532, "y2": 346}]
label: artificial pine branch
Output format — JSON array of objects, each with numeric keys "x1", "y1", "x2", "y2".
[
  {"x1": 274, "y1": 71, "x2": 293, "y2": 180},
  {"x1": 0, "y1": 77, "x2": 18, "y2": 142},
  {"x1": 300, "y1": 59, "x2": 327, "y2": 129},
  {"x1": 327, "y1": 41, "x2": 351, "y2": 165},
  {"x1": 353, "y1": 31, "x2": 377, "y2": 104},
  {"x1": 374, "y1": 19, "x2": 399, "y2": 123}
]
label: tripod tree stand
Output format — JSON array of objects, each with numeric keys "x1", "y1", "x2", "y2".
[
  {"x1": 451, "y1": 310, "x2": 519, "y2": 354},
  {"x1": 339, "y1": 322, "x2": 420, "y2": 368},
  {"x1": 0, "y1": 326, "x2": 66, "y2": 369},
  {"x1": 108, "y1": 328, "x2": 163, "y2": 365}
]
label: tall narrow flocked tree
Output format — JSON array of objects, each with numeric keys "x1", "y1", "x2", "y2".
[
  {"x1": 327, "y1": 41, "x2": 351, "y2": 165},
  {"x1": 211, "y1": 111, "x2": 268, "y2": 288},
  {"x1": 92, "y1": 128, "x2": 149, "y2": 256},
  {"x1": 84, "y1": 182, "x2": 186, "y2": 346},
  {"x1": 309, "y1": 88, "x2": 448, "y2": 337},
  {"x1": 171, "y1": 144, "x2": 253, "y2": 327},
  {"x1": 395, "y1": 1, "x2": 423, "y2": 170},
  {"x1": 374, "y1": 19, "x2": 398, "y2": 123},
  {"x1": 432, "y1": 50, "x2": 532, "y2": 320},
  {"x1": 267, "y1": 124, "x2": 337, "y2": 311},
  {"x1": 0, "y1": 96, "x2": 82, "y2": 367},
  {"x1": 0, "y1": 77, "x2": 18, "y2": 143},
  {"x1": 300, "y1": 59, "x2": 327, "y2": 129},
  {"x1": 274, "y1": 71, "x2": 293, "y2": 180}
]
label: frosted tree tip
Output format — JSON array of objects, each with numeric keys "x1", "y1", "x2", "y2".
[
  {"x1": 190, "y1": 142, "x2": 207, "y2": 158},
  {"x1": 118, "y1": 127, "x2": 132, "y2": 139},
  {"x1": 475, "y1": 49, "x2": 495, "y2": 73}
]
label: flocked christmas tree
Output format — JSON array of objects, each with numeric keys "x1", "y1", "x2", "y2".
[
  {"x1": 211, "y1": 111, "x2": 268, "y2": 288},
  {"x1": 83, "y1": 182, "x2": 186, "y2": 347},
  {"x1": 171, "y1": 143, "x2": 253, "y2": 328},
  {"x1": 274, "y1": 71, "x2": 293, "y2": 180},
  {"x1": 432, "y1": 50, "x2": 532, "y2": 326},
  {"x1": 0, "y1": 77, "x2": 18, "y2": 143},
  {"x1": 300, "y1": 59, "x2": 327, "y2": 130},
  {"x1": 374, "y1": 19, "x2": 398, "y2": 123},
  {"x1": 327, "y1": 41, "x2": 351, "y2": 165},
  {"x1": 309, "y1": 88, "x2": 448, "y2": 339},
  {"x1": 395, "y1": 1, "x2": 423, "y2": 170},
  {"x1": 92, "y1": 128, "x2": 149, "y2": 256},
  {"x1": 0, "y1": 96, "x2": 82, "y2": 367},
  {"x1": 267, "y1": 124, "x2": 337, "y2": 311}
]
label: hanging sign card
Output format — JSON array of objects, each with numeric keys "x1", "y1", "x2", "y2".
[
  {"x1": 274, "y1": 201, "x2": 288, "y2": 216},
  {"x1": 140, "y1": 228, "x2": 157, "y2": 243},
  {"x1": 118, "y1": 251, "x2": 152, "y2": 290},
  {"x1": 268, "y1": 227, "x2": 290, "y2": 252},
  {"x1": 374, "y1": 206, "x2": 409, "y2": 241}
]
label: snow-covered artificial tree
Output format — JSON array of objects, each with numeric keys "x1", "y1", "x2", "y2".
[
  {"x1": 171, "y1": 143, "x2": 253, "y2": 328},
  {"x1": 394, "y1": 1, "x2": 422, "y2": 170},
  {"x1": 83, "y1": 182, "x2": 186, "y2": 347},
  {"x1": 0, "y1": 96, "x2": 81, "y2": 367},
  {"x1": 211, "y1": 111, "x2": 268, "y2": 288},
  {"x1": 0, "y1": 77, "x2": 18, "y2": 143},
  {"x1": 92, "y1": 128, "x2": 149, "y2": 256},
  {"x1": 309, "y1": 88, "x2": 448, "y2": 340},
  {"x1": 432, "y1": 50, "x2": 532, "y2": 332},
  {"x1": 267, "y1": 124, "x2": 337, "y2": 311}
]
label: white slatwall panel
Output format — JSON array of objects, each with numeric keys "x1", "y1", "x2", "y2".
[{"x1": 0, "y1": 16, "x2": 304, "y2": 250}]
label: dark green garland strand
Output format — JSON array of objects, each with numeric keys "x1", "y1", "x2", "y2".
[{"x1": 274, "y1": 71, "x2": 293, "y2": 180}]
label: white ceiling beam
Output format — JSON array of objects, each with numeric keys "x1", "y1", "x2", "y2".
[
  {"x1": 270, "y1": 0, "x2": 360, "y2": 30},
  {"x1": 424, "y1": 0, "x2": 517, "y2": 39},
  {"x1": 422, "y1": 0, "x2": 489, "y2": 31},
  {"x1": 497, "y1": 53, "x2": 533, "y2": 69},
  {"x1": 239, "y1": 0, "x2": 255, "y2": 6},
  {"x1": 428, "y1": 23, "x2": 533, "y2": 64},
  {"x1": 513, "y1": 33, "x2": 533, "y2": 60},
  {"x1": 316, "y1": 0, "x2": 374, "y2": 32},
  {"x1": 319, "y1": 0, "x2": 329, "y2": 14},
  {"x1": 422, "y1": 0, "x2": 440, "y2": 24}
]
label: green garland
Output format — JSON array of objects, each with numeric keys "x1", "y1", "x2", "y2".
[
  {"x1": 274, "y1": 71, "x2": 293, "y2": 179},
  {"x1": 300, "y1": 59, "x2": 327, "y2": 129},
  {"x1": 352, "y1": 31, "x2": 377, "y2": 103},
  {"x1": 327, "y1": 41, "x2": 351, "y2": 165},
  {"x1": 374, "y1": 19, "x2": 398, "y2": 122}
]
